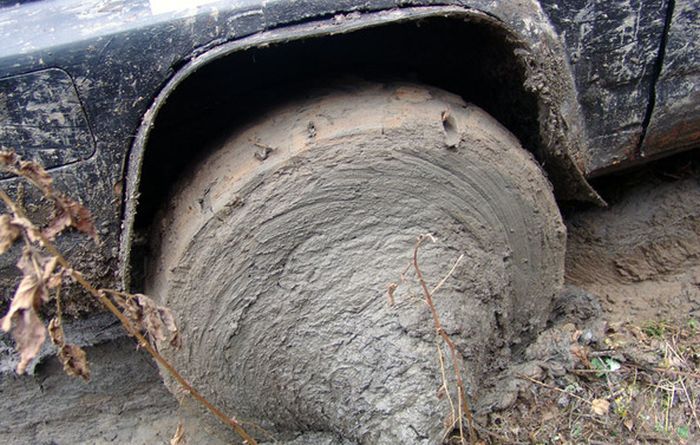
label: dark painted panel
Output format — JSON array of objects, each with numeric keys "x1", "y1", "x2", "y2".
[
  {"x1": 0, "y1": 0, "x2": 667, "y2": 300},
  {"x1": 541, "y1": 0, "x2": 668, "y2": 173},
  {"x1": 0, "y1": 68, "x2": 94, "y2": 174},
  {"x1": 642, "y1": 0, "x2": 700, "y2": 157}
]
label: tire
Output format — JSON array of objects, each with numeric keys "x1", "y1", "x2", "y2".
[{"x1": 146, "y1": 81, "x2": 565, "y2": 444}]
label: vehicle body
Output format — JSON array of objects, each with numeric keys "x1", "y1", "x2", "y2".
[
  {"x1": 0, "y1": 0, "x2": 698, "y2": 443},
  {"x1": 0, "y1": 0, "x2": 697, "y2": 295}
]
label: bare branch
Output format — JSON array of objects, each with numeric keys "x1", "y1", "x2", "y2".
[
  {"x1": 0, "y1": 172, "x2": 256, "y2": 444},
  {"x1": 432, "y1": 253, "x2": 464, "y2": 295},
  {"x1": 412, "y1": 234, "x2": 476, "y2": 444}
]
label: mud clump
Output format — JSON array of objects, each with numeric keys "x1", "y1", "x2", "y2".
[
  {"x1": 147, "y1": 82, "x2": 565, "y2": 444},
  {"x1": 566, "y1": 160, "x2": 700, "y2": 323}
]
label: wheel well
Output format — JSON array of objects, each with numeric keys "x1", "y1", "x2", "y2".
[{"x1": 131, "y1": 16, "x2": 542, "y2": 288}]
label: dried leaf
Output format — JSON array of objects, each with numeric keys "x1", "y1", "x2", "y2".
[
  {"x1": 170, "y1": 421, "x2": 186, "y2": 445},
  {"x1": 591, "y1": 398, "x2": 610, "y2": 416},
  {"x1": 0, "y1": 214, "x2": 20, "y2": 254},
  {"x1": 1, "y1": 276, "x2": 47, "y2": 374},
  {"x1": 42, "y1": 211, "x2": 71, "y2": 241},
  {"x1": 42, "y1": 256, "x2": 59, "y2": 280},
  {"x1": 5, "y1": 273, "x2": 46, "y2": 320},
  {"x1": 159, "y1": 305, "x2": 181, "y2": 349},
  {"x1": 5, "y1": 310, "x2": 45, "y2": 374},
  {"x1": 570, "y1": 344, "x2": 590, "y2": 367},
  {"x1": 10, "y1": 215, "x2": 41, "y2": 243},
  {"x1": 14, "y1": 250, "x2": 50, "y2": 303},
  {"x1": 40, "y1": 255, "x2": 63, "y2": 292},
  {"x1": 18, "y1": 160, "x2": 53, "y2": 190},
  {"x1": 12, "y1": 273, "x2": 47, "y2": 312},
  {"x1": 0, "y1": 150, "x2": 18, "y2": 167},
  {"x1": 49, "y1": 316, "x2": 90, "y2": 380},
  {"x1": 63, "y1": 199, "x2": 98, "y2": 241},
  {"x1": 114, "y1": 292, "x2": 179, "y2": 347},
  {"x1": 0, "y1": 249, "x2": 55, "y2": 374},
  {"x1": 58, "y1": 344, "x2": 90, "y2": 380},
  {"x1": 16, "y1": 249, "x2": 36, "y2": 276},
  {"x1": 45, "y1": 198, "x2": 98, "y2": 242},
  {"x1": 17, "y1": 252, "x2": 53, "y2": 299},
  {"x1": 137, "y1": 294, "x2": 179, "y2": 345},
  {"x1": 48, "y1": 317, "x2": 64, "y2": 346},
  {"x1": 623, "y1": 417, "x2": 634, "y2": 431},
  {"x1": 0, "y1": 151, "x2": 96, "y2": 243},
  {"x1": 46, "y1": 271, "x2": 63, "y2": 289},
  {"x1": 387, "y1": 282, "x2": 397, "y2": 306}
]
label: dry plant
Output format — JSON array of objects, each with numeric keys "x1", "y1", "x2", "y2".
[
  {"x1": 484, "y1": 318, "x2": 699, "y2": 444},
  {"x1": 0, "y1": 151, "x2": 256, "y2": 445},
  {"x1": 388, "y1": 234, "x2": 477, "y2": 444}
]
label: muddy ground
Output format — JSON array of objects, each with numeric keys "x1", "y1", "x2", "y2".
[
  {"x1": 0, "y1": 153, "x2": 698, "y2": 444},
  {"x1": 475, "y1": 153, "x2": 700, "y2": 444}
]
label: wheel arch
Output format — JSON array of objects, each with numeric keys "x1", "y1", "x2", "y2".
[{"x1": 120, "y1": 5, "x2": 601, "y2": 290}]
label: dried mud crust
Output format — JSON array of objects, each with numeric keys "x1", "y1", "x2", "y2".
[{"x1": 147, "y1": 82, "x2": 565, "y2": 444}]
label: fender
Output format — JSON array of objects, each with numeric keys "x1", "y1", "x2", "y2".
[{"x1": 120, "y1": 3, "x2": 602, "y2": 289}]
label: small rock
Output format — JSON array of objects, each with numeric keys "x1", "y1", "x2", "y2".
[
  {"x1": 579, "y1": 329, "x2": 595, "y2": 345},
  {"x1": 557, "y1": 393, "x2": 570, "y2": 408}
]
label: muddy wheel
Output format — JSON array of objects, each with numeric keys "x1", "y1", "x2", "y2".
[{"x1": 146, "y1": 82, "x2": 565, "y2": 444}]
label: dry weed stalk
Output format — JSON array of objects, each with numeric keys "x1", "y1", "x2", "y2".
[
  {"x1": 0, "y1": 151, "x2": 256, "y2": 445},
  {"x1": 389, "y1": 234, "x2": 477, "y2": 444},
  {"x1": 498, "y1": 317, "x2": 700, "y2": 443},
  {"x1": 518, "y1": 374, "x2": 593, "y2": 406}
]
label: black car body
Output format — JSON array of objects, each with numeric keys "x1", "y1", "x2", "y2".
[
  {"x1": 1, "y1": 2, "x2": 699, "y2": 443},
  {"x1": 0, "y1": 0, "x2": 697, "y2": 305}
]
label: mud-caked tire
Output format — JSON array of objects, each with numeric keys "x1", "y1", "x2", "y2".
[{"x1": 146, "y1": 82, "x2": 565, "y2": 444}]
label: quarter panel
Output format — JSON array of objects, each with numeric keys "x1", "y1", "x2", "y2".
[
  {"x1": 541, "y1": 0, "x2": 669, "y2": 173},
  {"x1": 641, "y1": 0, "x2": 700, "y2": 158},
  {"x1": 0, "y1": 68, "x2": 95, "y2": 174},
  {"x1": 0, "y1": 0, "x2": 598, "y2": 296}
]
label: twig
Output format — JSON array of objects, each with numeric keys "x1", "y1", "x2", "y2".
[
  {"x1": 574, "y1": 364, "x2": 700, "y2": 380},
  {"x1": 457, "y1": 391, "x2": 465, "y2": 445},
  {"x1": 516, "y1": 374, "x2": 592, "y2": 405},
  {"x1": 413, "y1": 234, "x2": 476, "y2": 444},
  {"x1": 431, "y1": 253, "x2": 464, "y2": 295},
  {"x1": 665, "y1": 339, "x2": 689, "y2": 369},
  {"x1": 664, "y1": 380, "x2": 676, "y2": 432},
  {"x1": 386, "y1": 260, "x2": 417, "y2": 306},
  {"x1": 651, "y1": 367, "x2": 700, "y2": 380},
  {"x1": 55, "y1": 281, "x2": 63, "y2": 326},
  {"x1": 472, "y1": 423, "x2": 526, "y2": 444},
  {"x1": 679, "y1": 377, "x2": 700, "y2": 431},
  {"x1": 387, "y1": 282, "x2": 397, "y2": 306},
  {"x1": 572, "y1": 369, "x2": 625, "y2": 375},
  {"x1": 436, "y1": 339, "x2": 457, "y2": 436},
  {"x1": 0, "y1": 189, "x2": 258, "y2": 445},
  {"x1": 588, "y1": 350, "x2": 617, "y2": 357}
]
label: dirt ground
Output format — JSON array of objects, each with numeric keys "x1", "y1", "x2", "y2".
[
  {"x1": 0, "y1": 153, "x2": 698, "y2": 444},
  {"x1": 475, "y1": 153, "x2": 700, "y2": 444}
]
